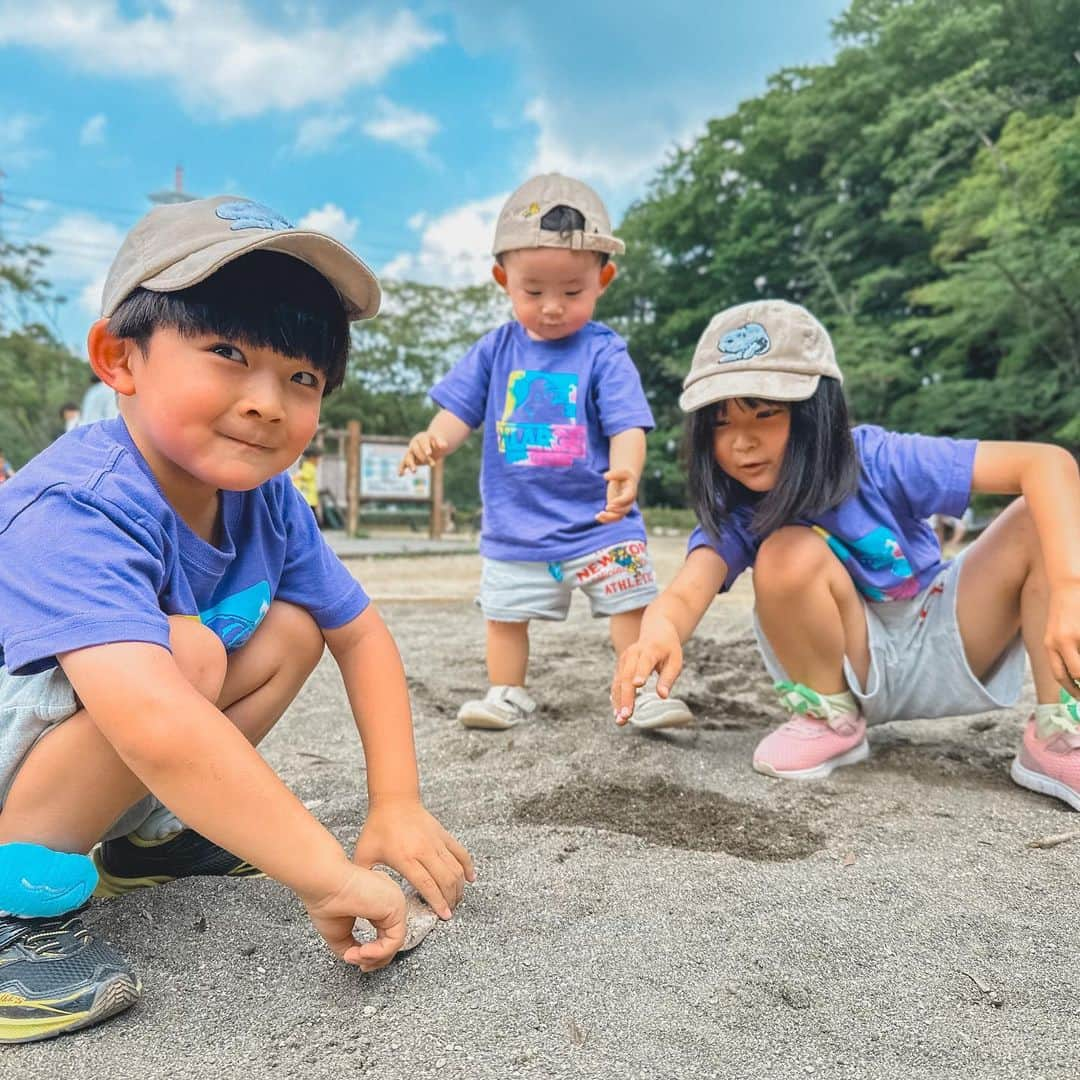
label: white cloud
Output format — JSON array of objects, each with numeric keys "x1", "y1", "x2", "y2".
[
  {"x1": 79, "y1": 113, "x2": 107, "y2": 146},
  {"x1": 362, "y1": 97, "x2": 439, "y2": 154},
  {"x1": 0, "y1": 1, "x2": 442, "y2": 118},
  {"x1": 0, "y1": 111, "x2": 45, "y2": 167},
  {"x1": 524, "y1": 97, "x2": 691, "y2": 191},
  {"x1": 445, "y1": 2, "x2": 840, "y2": 206},
  {"x1": 382, "y1": 194, "x2": 505, "y2": 286},
  {"x1": 36, "y1": 212, "x2": 125, "y2": 316},
  {"x1": 297, "y1": 203, "x2": 359, "y2": 246},
  {"x1": 292, "y1": 114, "x2": 353, "y2": 156}
]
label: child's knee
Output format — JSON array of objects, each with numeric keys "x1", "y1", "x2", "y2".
[
  {"x1": 261, "y1": 601, "x2": 325, "y2": 670},
  {"x1": 168, "y1": 616, "x2": 227, "y2": 701},
  {"x1": 755, "y1": 526, "x2": 830, "y2": 596}
]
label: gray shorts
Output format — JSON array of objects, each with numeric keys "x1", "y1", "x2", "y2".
[
  {"x1": 0, "y1": 664, "x2": 156, "y2": 841},
  {"x1": 753, "y1": 547, "x2": 1027, "y2": 725},
  {"x1": 479, "y1": 539, "x2": 660, "y2": 622}
]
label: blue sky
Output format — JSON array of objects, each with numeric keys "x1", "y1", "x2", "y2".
[{"x1": 0, "y1": 0, "x2": 848, "y2": 351}]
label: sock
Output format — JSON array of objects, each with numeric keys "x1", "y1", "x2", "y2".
[
  {"x1": 134, "y1": 805, "x2": 185, "y2": 842},
  {"x1": 776, "y1": 681, "x2": 858, "y2": 722},
  {"x1": 0, "y1": 842, "x2": 98, "y2": 918},
  {"x1": 1035, "y1": 693, "x2": 1080, "y2": 739}
]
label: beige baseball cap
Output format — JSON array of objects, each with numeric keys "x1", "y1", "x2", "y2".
[
  {"x1": 100, "y1": 195, "x2": 381, "y2": 321},
  {"x1": 492, "y1": 173, "x2": 625, "y2": 257},
  {"x1": 679, "y1": 300, "x2": 842, "y2": 412}
]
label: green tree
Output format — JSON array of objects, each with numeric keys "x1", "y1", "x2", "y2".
[
  {"x1": 906, "y1": 103, "x2": 1080, "y2": 443},
  {"x1": 0, "y1": 240, "x2": 88, "y2": 466},
  {"x1": 604, "y1": 0, "x2": 1080, "y2": 505}
]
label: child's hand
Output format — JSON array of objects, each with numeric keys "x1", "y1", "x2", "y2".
[
  {"x1": 399, "y1": 432, "x2": 448, "y2": 475},
  {"x1": 1045, "y1": 581, "x2": 1080, "y2": 698},
  {"x1": 596, "y1": 467, "x2": 639, "y2": 524},
  {"x1": 303, "y1": 863, "x2": 407, "y2": 972},
  {"x1": 611, "y1": 620, "x2": 683, "y2": 724},
  {"x1": 354, "y1": 799, "x2": 475, "y2": 921}
]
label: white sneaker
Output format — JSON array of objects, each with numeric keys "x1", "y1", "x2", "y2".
[
  {"x1": 457, "y1": 685, "x2": 537, "y2": 730},
  {"x1": 628, "y1": 679, "x2": 694, "y2": 730}
]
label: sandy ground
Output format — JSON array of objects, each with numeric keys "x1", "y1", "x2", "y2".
[{"x1": 18, "y1": 536, "x2": 1080, "y2": 1079}]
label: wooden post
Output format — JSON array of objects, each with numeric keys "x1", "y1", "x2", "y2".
[
  {"x1": 346, "y1": 420, "x2": 361, "y2": 537},
  {"x1": 429, "y1": 457, "x2": 444, "y2": 540}
]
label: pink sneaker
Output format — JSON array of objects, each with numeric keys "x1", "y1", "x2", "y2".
[
  {"x1": 1010, "y1": 715, "x2": 1080, "y2": 811},
  {"x1": 753, "y1": 711, "x2": 868, "y2": 780}
]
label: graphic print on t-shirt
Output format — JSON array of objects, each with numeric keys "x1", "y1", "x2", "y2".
[
  {"x1": 495, "y1": 370, "x2": 587, "y2": 467},
  {"x1": 812, "y1": 525, "x2": 919, "y2": 601},
  {"x1": 199, "y1": 580, "x2": 272, "y2": 649}
]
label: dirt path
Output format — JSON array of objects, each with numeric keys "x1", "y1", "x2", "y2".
[{"x1": 22, "y1": 538, "x2": 1075, "y2": 1080}]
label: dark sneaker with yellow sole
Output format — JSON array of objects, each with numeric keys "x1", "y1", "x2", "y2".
[
  {"x1": 92, "y1": 829, "x2": 262, "y2": 898},
  {"x1": 0, "y1": 912, "x2": 140, "y2": 1043}
]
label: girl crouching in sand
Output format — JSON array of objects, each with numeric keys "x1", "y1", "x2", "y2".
[{"x1": 613, "y1": 300, "x2": 1080, "y2": 808}]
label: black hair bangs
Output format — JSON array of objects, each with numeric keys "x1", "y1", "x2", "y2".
[
  {"x1": 107, "y1": 250, "x2": 350, "y2": 392},
  {"x1": 686, "y1": 378, "x2": 860, "y2": 543}
]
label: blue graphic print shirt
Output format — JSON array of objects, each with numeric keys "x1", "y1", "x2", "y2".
[
  {"x1": 431, "y1": 321, "x2": 655, "y2": 561},
  {"x1": 0, "y1": 419, "x2": 368, "y2": 675},
  {"x1": 688, "y1": 425, "x2": 978, "y2": 602}
]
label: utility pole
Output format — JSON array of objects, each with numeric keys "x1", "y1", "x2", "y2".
[{"x1": 148, "y1": 163, "x2": 197, "y2": 206}]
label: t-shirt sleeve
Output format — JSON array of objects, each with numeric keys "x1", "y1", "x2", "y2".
[
  {"x1": 275, "y1": 479, "x2": 370, "y2": 629},
  {"x1": 0, "y1": 489, "x2": 171, "y2": 674},
  {"x1": 430, "y1": 336, "x2": 494, "y2": 429},
  {"x1": 687, "y1": 513, "x2": 757, "y2": 593},
  {"x1": 860, "y1": 426, "x2": 977, "y2": 521},
  {"x1": 592, "y1": 341, "x2": 655, "y2": 437}
]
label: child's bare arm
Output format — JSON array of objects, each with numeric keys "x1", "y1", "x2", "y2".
[
  {"x1": 323, "y1": 605, "x2": 475, "y2": 920},
  {"x1": 399, "y1": 410, "x2": 473, "y2": 475},
  {"x1": 612, "y1": 546, "x2": 729, "y2": 721},
  {"x1": 59, "y1": 642, "x2": 408, "y2": 968},
  {"x1": 597, "y1": 427, "x2": 647, "y2": 524},
  {"x1": 972, "y1": 441, "x2": 1080, "y2": 693}
]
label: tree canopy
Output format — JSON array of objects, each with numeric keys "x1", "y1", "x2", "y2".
[
  {"x1": 601, "y1": 0, "x2": 1080, "y2": 504},
  {"x1": 3, "y1": 0, "x2": 1076, "y2": 510}
]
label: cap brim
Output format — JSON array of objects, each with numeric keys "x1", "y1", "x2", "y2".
[
  {"x1": 678, "y1": 369, "x2": 821, "y2": 412},
  {"x1": 136, "y1": 231, "x2": 381, "y2": 321}
]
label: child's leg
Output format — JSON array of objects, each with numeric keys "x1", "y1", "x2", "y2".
[
  {"x1": 753, "y1": 527, "x2": 871, "y2": 692},
  {"x1": 217, "y1": 599, "x2": 327, "y2": 744},
  {"x1": 486, "y1": 618, "x2": 530, "y2": 687},
  {"x1": 127, "y1": 599, "x2": 327, "y2": 842},
  {"x1": 1, "y1": 601, "x2": 324, "y2": 857},
  {"x1": 609, "y1": 607, "x2": 643, "y2": 659},
  {"x1": 954, "y1": 497, "x2": 1056, "y2": 702},
  {"x1": 954, "y1": 498, "x2": 1080, "y2": 808},
  {"x1": 456, "y1": 620, "x2": 535, "y2": 730},
  {"x1": 0, "y1": 615, "x2": 226, "y2": 854},
  {"x1": 751, "y1": 527, "x2": 870, "y2": 779}
]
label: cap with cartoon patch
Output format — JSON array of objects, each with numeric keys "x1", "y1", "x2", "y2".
[
  {"x1": 100, "y1": 195, "x2": 381, "y2": 321},
  {"x1": 678, "y1": 300, "x2": 842, "y2": 412},
  {"x1": 492, "y1": 173, "x2": 625, "y2": 257}
]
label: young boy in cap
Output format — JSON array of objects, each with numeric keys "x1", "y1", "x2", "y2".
[
  {"x1": 0, "y1": 196, "x2": 473, "y2": 1043},
  {"x1": 400, "y1": 174, "x2": 691, "y2": 731}
]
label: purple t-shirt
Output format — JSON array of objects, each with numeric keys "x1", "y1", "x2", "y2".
[
  {"x1": 0, "y1": 418, "x2": 368, "y2": 676},
  {"x1": 689, "y1": 425, "x2": 977, "y2": 602},
  {"x1": 432, "y1": 320, "x2": 655, "y2": 561}
]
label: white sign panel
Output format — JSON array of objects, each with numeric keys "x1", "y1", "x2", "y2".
[{"x1": 360, "y1": 441, "x2": 431, "y2": 500}]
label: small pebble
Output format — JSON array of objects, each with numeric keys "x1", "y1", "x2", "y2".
[{"x1": 362, "y1": 1005, "x2": 376, "y2": 1017}]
